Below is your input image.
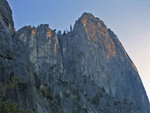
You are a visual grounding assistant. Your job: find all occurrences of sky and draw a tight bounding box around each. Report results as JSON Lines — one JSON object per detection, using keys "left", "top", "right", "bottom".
{"left": 7, "top": 0, "right": 150, "bottom": 100}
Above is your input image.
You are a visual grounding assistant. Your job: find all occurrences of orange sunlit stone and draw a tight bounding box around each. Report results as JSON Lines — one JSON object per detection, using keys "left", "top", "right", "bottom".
{"left": 82, "top": 20, "right": 87, "bottom": 27}
{"left": 49, "top": 38, "right": 51, "bottom": 44}
{"left": 32, "top": 29, "right": 36, "bottom": 34}
{"left": 54, "top": 43, "right": 57, "bottom": 53}
{"left": 104, "top": 36, "right": 116, "bottom": 59}
{"left": 47, "top": 30, "right": 52, "bottom": 38}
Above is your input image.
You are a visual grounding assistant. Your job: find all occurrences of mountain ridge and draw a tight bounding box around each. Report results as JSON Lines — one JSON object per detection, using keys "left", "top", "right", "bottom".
{"left": 0, "top": 0, "right": 149, "bottom": 113}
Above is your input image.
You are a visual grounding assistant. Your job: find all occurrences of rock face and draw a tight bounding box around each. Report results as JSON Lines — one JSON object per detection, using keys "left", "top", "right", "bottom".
{"left": 0, "top": 0, "right": 150, "bottom": 113}
{"left": 0, "top": 0, "right": 14, "bottom": 33}
{"left": 0, "top": 0, "right": 14, "bottom": 84}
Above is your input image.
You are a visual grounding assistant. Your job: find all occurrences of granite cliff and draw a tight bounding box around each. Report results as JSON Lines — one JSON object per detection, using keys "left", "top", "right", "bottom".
{"left": 0, "top": 0, "right": 150, "bottom": 113}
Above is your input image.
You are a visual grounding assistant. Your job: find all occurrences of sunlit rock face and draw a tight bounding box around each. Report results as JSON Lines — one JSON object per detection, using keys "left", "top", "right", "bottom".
{"left": 0, "top": 0, "right": 150, "bottom": 113}
{"left": 59, "top": 12, "right": 150, "bottom": 113}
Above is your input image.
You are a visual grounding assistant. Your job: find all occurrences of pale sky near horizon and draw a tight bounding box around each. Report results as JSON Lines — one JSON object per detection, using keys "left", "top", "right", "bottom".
{"left": 7, "top": 0, "right": 150, "bottom": 100}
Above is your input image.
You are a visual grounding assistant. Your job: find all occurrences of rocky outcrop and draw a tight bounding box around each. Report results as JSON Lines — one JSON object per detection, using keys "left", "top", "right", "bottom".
{"left": 0, "top": 0, "right": 14, "bottom": 85}
{"left": 0, "top": 0, "right": 150, "bottom": 113}
{"left": 0, "top": 0, "right": 14, "bottom": 33}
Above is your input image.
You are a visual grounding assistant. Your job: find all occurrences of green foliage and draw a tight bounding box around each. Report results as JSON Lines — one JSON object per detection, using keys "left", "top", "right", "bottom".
{"left": 0, "top": 77, "right": 34, "bottom": 113}
{"left": 92, "top": 93, "right": 103, "bottom": 106}
{"left": 18, "top": 108, "right": 34, "bottom": 113}
{"left": 68, "top": 110, "right": 74, "bottom": 113}
{"left": 114, "top": 100, "right": 122, "bottom": 105}
{"left": 0, "top": 99, "right": 18, "bottom": 113}
{"left": 0, "top": 76, "right": 17, "bottom": 98}
{"left": 0, "top": 99, "right": 34, "bottom": 113}
{"left": 0, "top": 97, "right": 34, "bottom": 113}
{"left": 40, "top": 87, "right": 53, "bottom": 100}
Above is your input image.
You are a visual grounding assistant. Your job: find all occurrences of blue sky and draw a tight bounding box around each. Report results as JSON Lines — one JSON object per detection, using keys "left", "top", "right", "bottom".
{"left": 7, "top": 0, "right": 150, "bottom": 99}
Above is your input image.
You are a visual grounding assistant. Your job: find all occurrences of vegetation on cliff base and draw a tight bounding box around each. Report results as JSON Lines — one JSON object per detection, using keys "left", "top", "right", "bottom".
{"left": 0, "top": 76, "right": 34, "bottom": 113}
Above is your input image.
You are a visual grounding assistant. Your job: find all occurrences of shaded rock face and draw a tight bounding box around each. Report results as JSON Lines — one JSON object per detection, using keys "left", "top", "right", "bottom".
{"left": 0, "top": 0, "right": 14, "bottom": 85}
{"left": 0, "top": 0, "right": 14, "bottom": 33}
{"left": 0, "top": 0, "right": 150, "bottom": 113}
